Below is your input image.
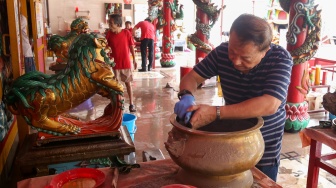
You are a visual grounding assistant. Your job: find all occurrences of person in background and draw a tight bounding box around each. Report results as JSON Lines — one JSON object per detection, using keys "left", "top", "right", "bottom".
{"left": 106, "top": 14, "right": 137, "bottom": 112}
{"left": 174, "top": 14, "right": 293, "bottom": 182}
{"left": 20, "top": 14, "right": 36, "bottom": 73}
{"left": 132, "top": 18, "right": 155, "bottom": 72}
{"left": 125, "top": 21, "right": 133, "bottom": 33}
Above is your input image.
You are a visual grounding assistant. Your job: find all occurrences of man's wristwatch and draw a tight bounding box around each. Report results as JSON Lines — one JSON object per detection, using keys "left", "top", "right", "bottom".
{"left": 178, "top": 89, "right": 193, "bottom": 100}
{"left": 216, "top": 106, "right": 221, "bottom": 120}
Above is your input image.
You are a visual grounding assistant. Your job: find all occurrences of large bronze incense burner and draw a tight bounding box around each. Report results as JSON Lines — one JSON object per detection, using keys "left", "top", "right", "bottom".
{"left": 165, "top": 114, "right": 264, "bottom": 188}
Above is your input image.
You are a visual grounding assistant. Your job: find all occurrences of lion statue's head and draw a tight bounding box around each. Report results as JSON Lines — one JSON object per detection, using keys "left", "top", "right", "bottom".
{"left": 70, "top": 18, "right": 89, "bottom": 34}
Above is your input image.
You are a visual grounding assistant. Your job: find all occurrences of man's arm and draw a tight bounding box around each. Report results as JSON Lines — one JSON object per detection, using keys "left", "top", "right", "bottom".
{"left": 220, "top": 94, "right": 281, "bottom": 118}
{"left": 130, "top": 45, "right": 137, "bottom": 70}
{"left": 132, "top": 26, "right": 138, "bottom": 36}
{"left": 179, "top": 70, "right": 206, "bottom": 94}
{"left": 187, "top": 94, "right": 282, "bottom": 129}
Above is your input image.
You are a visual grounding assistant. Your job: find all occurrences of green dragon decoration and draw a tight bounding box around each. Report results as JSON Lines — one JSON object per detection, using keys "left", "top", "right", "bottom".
{"left": 5, "top": 34, "right": 124, "bottom": 135}
{"left": 290, "top": 6, "right": 321, "bottom": 65}
{"left": 196, "top": 18, "right": 211, "bottom": 40}
{"left": 281, "top": 0, "right": 321, "bottom": 65}
{"left": 47, "top": 18, "right": 89, "bottom": 63}
{"left": 190, "top": 0, "right": 224, "bottom": 54}
{"left": 192, "top": 0, "right": 224, "bottom": 28}
{"left": 148, "top": 0, "right": 166, "bottom": 31}
{"left": 280, "top": 0, "right": 321, "bottom": 96}
{"left": 280, "top": 0, "right": 321, "bottom": 133}
{"left": 167, "top": 0, "right": 184, "bottom": 20}
{"left": 188, "top": 33, "right": 212, "bottom": 54}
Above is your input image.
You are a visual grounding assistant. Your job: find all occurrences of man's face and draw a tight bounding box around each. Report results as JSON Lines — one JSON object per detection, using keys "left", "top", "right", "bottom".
{"left": 228, "top": 32, "right": 268, "bottom": 74}
{"left": 125, "top": 23, "right": 131, "bottom": 29}
{"left": 109, "top": 19, "right": 119, "bottom": 32}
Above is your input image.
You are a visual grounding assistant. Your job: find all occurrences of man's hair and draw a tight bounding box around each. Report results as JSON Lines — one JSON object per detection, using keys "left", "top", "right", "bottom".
{"left": 109, "top": 14, "right": 122, "bottom": 27}
{"left": 145, "top": 18, "right": 151, "bottom": 22}
{"left": 125, "top": 21, "right": 132, "bottom": 25}
{"left": 230, "top": 14, "right": 273, "bottom": 52}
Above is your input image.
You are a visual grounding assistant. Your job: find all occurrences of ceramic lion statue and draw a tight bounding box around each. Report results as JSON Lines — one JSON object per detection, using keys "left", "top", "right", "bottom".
{"left": 5, "top": 33, "right": 124, "bottom": 136}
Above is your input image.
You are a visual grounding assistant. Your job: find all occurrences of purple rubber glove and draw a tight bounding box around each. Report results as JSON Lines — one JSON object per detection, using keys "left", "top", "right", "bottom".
{"left": 174, "top": 94, "right": 195, "bottom": 124}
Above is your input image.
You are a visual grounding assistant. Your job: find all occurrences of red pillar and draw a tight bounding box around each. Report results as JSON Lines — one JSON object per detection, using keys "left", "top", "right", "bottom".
{"left": 160, "top": 0, "right": 176, "bottom": 67}
{"left": 152, "top": 18, "right": 158, "bottom": 69}
{"left": 195, "top": 8, "right": 209, "bottom": 63}
{"left": 286, "top": 0, "right": 308, "bottom": 103}
{"left": 284, "top": 0, "right": 321, "bottom": 132}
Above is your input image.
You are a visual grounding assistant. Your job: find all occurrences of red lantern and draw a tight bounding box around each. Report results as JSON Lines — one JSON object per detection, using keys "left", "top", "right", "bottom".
{"left": 124, "top": 0, "right": 132, "bottom": 4}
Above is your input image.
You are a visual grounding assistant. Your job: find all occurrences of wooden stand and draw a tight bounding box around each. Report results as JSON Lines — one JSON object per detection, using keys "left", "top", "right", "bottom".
{"left": 15, "top": 126, "right": 134, "bottom": 178}
{"left": 300, "top": 127, "right": 336, "bottom": 188}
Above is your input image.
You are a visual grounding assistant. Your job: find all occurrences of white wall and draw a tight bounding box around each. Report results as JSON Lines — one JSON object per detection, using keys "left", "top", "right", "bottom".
{"left": 315, "top": 0, "right": 336, "bottom": 36}
{"left": 179, "top": 0, "right": 196, "bottom": 35}
{"left": 48, "top": 0, "right": 196, "bottom": 36}
{"left": 48, "top": 0, "right": 149, "bottom": 35}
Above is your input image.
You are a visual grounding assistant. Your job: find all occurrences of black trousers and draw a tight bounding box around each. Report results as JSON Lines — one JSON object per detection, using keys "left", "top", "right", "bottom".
{"left": 140, "top": 38, "right": 154, "bottom": 70}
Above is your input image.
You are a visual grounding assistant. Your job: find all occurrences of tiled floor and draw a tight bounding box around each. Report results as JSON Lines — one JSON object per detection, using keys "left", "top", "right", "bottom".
{"left": 6, "top": 50, "right": 336, "bottom": 187}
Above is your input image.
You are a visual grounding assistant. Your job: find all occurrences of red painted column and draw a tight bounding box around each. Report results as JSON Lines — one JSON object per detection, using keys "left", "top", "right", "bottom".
{"left": 286, "top": 0, "right": 308, "bottom": 103}
{"left": 160, "top": 0, "right": 176, "bottom": 67}
{"left": 284, "top": 0, "right": 317, "bottom": 133}
{"left": 152, "top": 18, "right": 158, "bottom": 69}
{"left": 195, "top": 8, "right": 209, "bottom": 63}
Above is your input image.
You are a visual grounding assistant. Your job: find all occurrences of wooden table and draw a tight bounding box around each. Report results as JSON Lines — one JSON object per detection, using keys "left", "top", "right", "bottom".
{"left": 299, "top": 127, "right": 336, "bottom": 188}
{"left": 16, "top": 126, "right": 134, "bottom": 177}
{"left": 17, "top": 159, "right": 281, "bottom": 188}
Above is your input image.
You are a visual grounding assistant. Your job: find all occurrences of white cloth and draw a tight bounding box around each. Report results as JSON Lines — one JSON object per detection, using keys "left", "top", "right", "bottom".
{"left": 20, "top": 14, "right": 34, "bottom": 57}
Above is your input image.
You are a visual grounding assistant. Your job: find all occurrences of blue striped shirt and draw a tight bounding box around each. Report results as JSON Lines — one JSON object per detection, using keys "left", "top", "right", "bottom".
{"left": 194, "top": 42, "right": 293, "bottom": 166}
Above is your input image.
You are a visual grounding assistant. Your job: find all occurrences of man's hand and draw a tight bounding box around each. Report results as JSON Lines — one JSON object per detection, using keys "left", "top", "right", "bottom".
{"left": 174, "top": 94, "right": 195, "bottom": 124}
{"left": 188, "top": 104, "right": 217, "bottom": 130}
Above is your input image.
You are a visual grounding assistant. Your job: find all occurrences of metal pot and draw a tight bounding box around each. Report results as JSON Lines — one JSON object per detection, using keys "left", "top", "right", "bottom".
{"left": 165, "top": 114, "right": 265, "bottom": 188}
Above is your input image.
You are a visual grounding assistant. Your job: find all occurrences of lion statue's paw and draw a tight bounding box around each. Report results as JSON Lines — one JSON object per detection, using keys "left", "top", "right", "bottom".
{"left": 49, "top": 123, "right": 81, "bottom": 135}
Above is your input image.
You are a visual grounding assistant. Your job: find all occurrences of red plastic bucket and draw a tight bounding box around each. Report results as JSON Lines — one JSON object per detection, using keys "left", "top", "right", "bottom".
{"left": 180, "top": 66, "right": 193, "bottom": 80}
